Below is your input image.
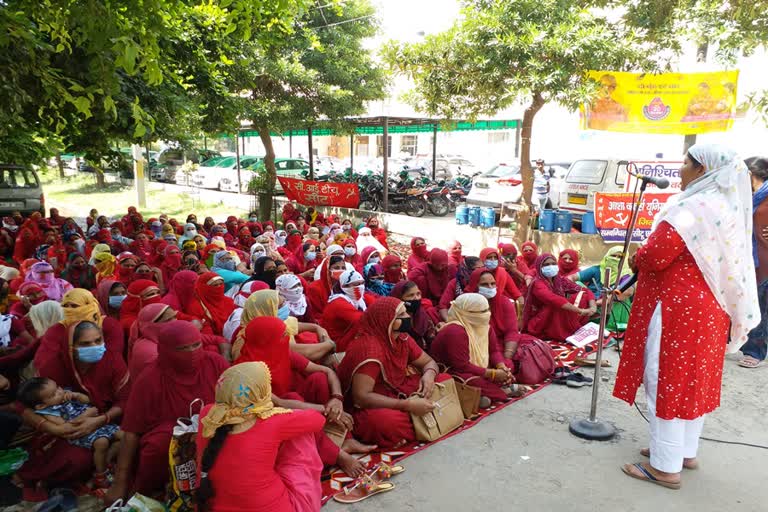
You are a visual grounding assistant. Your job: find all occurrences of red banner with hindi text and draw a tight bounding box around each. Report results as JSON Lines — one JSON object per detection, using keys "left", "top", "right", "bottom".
{"left": 278, "top": 177, "right": 360, "bottom": 208}
{"left": 594, "top": 192, "right": 675, "bottom": 243}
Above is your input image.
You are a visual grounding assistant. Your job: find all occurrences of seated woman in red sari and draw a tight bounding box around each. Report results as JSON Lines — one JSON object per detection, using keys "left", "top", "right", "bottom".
{"left": 307, "top": 255, "right": 346, "bottom": 318}
{"left": 185, "top": 272, "right": 235, "bottom": 336}
{"left": 106, "top": 320, "right": 228, "bottom": 502}
{"left": 115, "top": 252, "right": 140, "bottom": 286}
{"left": 438, "top": 256, "right": 483, "bottom": 321}
{"left": 463, "top": 268, "right": 522, "bottom": 350}
{"left": 479, "top": 248, "right": 523, "bottom": 301}
{"left": 557, "top": 249, "right": 580, "bottom": 278}
{"left": 522, "top": 254, "right": 596, "bottom": 342}
{"left": 21, "top": 320, "right": 129, "bottom": 489}
{"left": 119, "top": 279, "right": 162, "bottom": 334}
{"left": 431, "top": 294, "right": 522, "bottom": 405}
{"left": 366, "top": 217, "right": 389, "bottom": 250}
{"left": 337, "top": 297, "right": 446, "bottom": 449}
{"left": 285, "top": 242, "right": 320, "bottom": 281}
{"left": 499, "top": 243, "right": 532, "bottom": 295}
{"left": 195, "top": 362, "right": 325, "bottom": 512}
{"left": 406, "top": 237, "right": 429, "bottom": 270}
{"left": 8, "top": 282, "right": 47, "bottom": 318}
{"left": 391, "top": 280, "right": 439, "bottom": 351}
{"left": 360, "top": 246, "right": 382, "bottom": 268}
{"left": 407, "top": 249, "right": 452, "bottom": 306}
{"left": 342, "top": 238, "right": 363, "bottom": 274}
{"left": 321, "top": 270, "right": 376, "bottom": 352}
{"left": 447, "top": 240, "right": 463, "bottom": 268}
{"left": 235, "top": 317, "right": 370, "bottom": 477}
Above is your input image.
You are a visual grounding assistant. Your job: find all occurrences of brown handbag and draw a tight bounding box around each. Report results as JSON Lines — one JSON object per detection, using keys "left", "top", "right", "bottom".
{"left": 409, "top": 378, "right": 465, "bottom": 442}
{"left": 454, "top": 376, "right": 482, "bottom": 419}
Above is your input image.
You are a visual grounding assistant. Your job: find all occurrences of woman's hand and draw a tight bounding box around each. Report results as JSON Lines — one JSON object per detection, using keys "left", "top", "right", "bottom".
{"left": 629, "top": 253, "right": 638, "bottom": 273}
{"left": 20, "top": 296, "right": 32, "bottom": 309}
{"left": 0, "top": 374, "right": 9, "bottom": 391}
{"left": 404, "top": 397, "right": 435, "bottom": 416}
{"left": 103, "top": 483, "right": 128, "bottom": 505}
{"left": 65, "top": 415, "right": 103, "bottom": 439}
{"left": 332, "top": 411, "right": 354, "bottom": 431}
{"left": 316, "top": 327, "right": 331, "bottom": 343}
{"left": 324, "top": 398, "right": 344, "bottom": 423}
{"left": 301, "top": 269, "right": 315, "bottom": 280}
{"left": 417, "top": 371, "right": 436, "bottom": 398}
{"left": 578, "top": 308, "right": 592, "bottom": 316}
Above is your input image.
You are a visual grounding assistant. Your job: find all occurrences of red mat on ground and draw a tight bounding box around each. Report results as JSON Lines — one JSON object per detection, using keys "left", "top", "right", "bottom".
{"left": 320, "top": 336, "right": 613, "bottom": 504}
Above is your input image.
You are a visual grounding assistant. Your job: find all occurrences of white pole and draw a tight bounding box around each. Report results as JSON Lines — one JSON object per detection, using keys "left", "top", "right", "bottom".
{"left": 132, "top": 144, "right": 147, "bottom": 208}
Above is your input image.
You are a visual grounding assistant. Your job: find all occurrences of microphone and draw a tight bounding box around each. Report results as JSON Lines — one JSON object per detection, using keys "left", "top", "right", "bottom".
{"left": 628, "top": 167, "right": 670, "bottom": 189}
{"left": 614, "top": 273, "right": 638, "bottom": 295}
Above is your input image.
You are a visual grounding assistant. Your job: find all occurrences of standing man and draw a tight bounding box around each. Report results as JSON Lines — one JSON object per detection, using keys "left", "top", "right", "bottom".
{"left": 614, "top": 144, "right": 759, "bottom": 489}
{"left": 533, "top": 159, "right": 550, "bottom": 211}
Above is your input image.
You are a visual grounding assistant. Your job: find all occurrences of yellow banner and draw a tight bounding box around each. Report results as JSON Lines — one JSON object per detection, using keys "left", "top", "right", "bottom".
{"left": 580, "top": 70, "right": 739, "bottom": 134}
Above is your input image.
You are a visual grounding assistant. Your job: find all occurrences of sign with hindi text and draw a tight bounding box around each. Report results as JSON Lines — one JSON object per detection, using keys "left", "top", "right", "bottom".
{"left": 581, "top": 70, "right": 739, "bottom": 135}
{"left": 278, "top": 177, "right": 360, "bottom": 208}
{"left": 594, "top": 192, "right": 675, "bottom": 243}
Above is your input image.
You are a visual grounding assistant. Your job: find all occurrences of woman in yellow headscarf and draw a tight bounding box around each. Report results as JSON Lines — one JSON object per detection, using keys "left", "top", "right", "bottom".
{"left": 431, "top": 293, "right": 520, "bottom": 404}
{"left": 231, "top": 289, "right": 336, "bottom": 363}
{"left": 196, "top": 361, "right": 325, "bottom": 512}
{"left": 93, "top": 252, "right": 117, "bottom": 284}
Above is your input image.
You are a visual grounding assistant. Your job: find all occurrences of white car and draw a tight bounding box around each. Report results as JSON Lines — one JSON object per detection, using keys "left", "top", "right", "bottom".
{"left": 192, "top": 155, "right": 262, "bottom": 192}
{"left": 466, "top": 163, "right": 523, "bottom": 209}
{"left": 447, "top": 157, "right": 477, "bottom": 177}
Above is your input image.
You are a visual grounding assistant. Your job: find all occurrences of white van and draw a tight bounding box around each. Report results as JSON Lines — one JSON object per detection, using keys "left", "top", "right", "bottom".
{"left": 558, "top": 159, "right": 681, "bottom": 221}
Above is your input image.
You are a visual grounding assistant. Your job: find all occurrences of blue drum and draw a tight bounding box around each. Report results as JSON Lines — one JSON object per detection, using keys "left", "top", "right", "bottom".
{"left": 455, "top": 205, "right": 468, "bottom": 225}
{"left": 581, "top": 211, "right": 597, "bottom": 234}
{"left": 555, "top": 210, "right": 573, "bottom": 233}
{"left": 480, "top": 207, "right": 496, "bottom": 228}
{"left": 538, "top": 209, "right": 556, "bottom": 232}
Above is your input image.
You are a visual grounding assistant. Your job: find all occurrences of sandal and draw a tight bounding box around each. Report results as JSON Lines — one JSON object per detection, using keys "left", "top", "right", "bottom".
{"left": 372, "top": 462, "right": 405, "bottom": 481}
{"left": 737, "top": 356, "right": 763, "bottom": 368}
{"left": 565, "top": 373, "right": 593, "bottom": 388}
{"left": 621, "top": 463, "right": 681, "bottom": 490}
{"left": 332, "top": 474, "right": 396, "bottom": 504}
{"left": 640, "top": 448, "right": 699, "bottom": 470}
{"left": 574, "top": 357, "right": 611, "bottom": 367}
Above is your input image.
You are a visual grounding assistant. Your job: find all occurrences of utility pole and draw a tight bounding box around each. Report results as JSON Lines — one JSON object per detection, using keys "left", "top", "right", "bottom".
{"left": 132, "top": 144, "right": 147, "bottom": 208}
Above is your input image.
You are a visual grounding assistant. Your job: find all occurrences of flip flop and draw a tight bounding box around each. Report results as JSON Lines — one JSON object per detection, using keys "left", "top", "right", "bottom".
{"left": 737, "top": 356, "right": 763, "bottom": 368}
{"left": 640, "top": 448, "right": 699, "bottom": 470}
{"left": 333, "top": 474, "right": 396, "bottom": 504}
{"left": 621, "top": 463, "right": 681, "bottom": 490}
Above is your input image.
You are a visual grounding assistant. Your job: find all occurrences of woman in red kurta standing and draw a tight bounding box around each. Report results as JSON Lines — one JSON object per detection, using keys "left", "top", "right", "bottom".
{"left": 614, "top": 144, "right": 759, "bottom": 489}
{"left": 522, "top": 254, "right": 595, "bottom": 341}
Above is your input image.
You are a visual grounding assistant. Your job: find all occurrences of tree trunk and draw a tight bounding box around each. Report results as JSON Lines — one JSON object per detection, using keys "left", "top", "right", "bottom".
{"left": 258, "top": 127, "right": 277, "bottom": 221}
{"left": 515, "top": 91, "right": 546, "bottom": 241}
{"left": 95, "top": 167, "right": 106, "bottom": 189}
{"left": 55, "top": 153, "right": 65, "bottom": 178}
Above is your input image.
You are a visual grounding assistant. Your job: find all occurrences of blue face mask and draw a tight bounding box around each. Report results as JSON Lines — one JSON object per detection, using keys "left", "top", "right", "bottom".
{"left": 485, "top": 260, "right": 499, "bottom": 271}
{"left": 108, "top": 295, "right": 127, "bottom": 309}
{"left": 305, "top": 251, "right": 317, "bottom": 261}
{"left": 277, "top": 303, "right": 291, "bottom": 321}
{"left": 220, "top": 260, "right": 236, "bottom": 271}
{"left": 369, "top": 257, "right": 380, "bottom": 265}
{"left": 541, "top": 265, "right": 559, "bottom": 278}
{"left": 76, "top": 344, "right": 106, "bottom": 363}
{"left": 370, "top": 278, "right": 384, "bottom": 286}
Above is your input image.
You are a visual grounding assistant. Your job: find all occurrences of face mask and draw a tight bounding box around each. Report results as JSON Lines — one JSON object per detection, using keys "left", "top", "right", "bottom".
{"left": 394, "top": 317, "right": 412, "bottom": 333}
{"left": 344, "top": 247, "right": 356, "bottom": 257}
{"left": 305, "top": 251, "right": 317, "bottom": 261}
{"left": 220, "top": 260, "right": 236, "bottom": 271}
{"left": 251, "top": 250, "right": 266, "bottom": 261}
{"left": 370, "top": 278, "right": 384, "bottom": 286}
{"left": 478, "top": 286, "right": 497, "bottom": 299}
{"left": 249, "top": 217, "right": 258, "bottom": 223}
{"left": 369, "top": 257, "right": 380, "bottom": 265}
{"left": 541, "top": 265, "right": 559, "bottom": 278}
{"left": 108, "top": 295, "right": 127, "bottom": 309}
{"left": 331, "top": 268, "right": 345, "bottom": 281}
{"left": 404, "top": 299, "right": 421, "bottom": 314}
{"left": 73, "top": 238, "right": 86, "bottom": 254}
{"left": 322, "top": 227, "right": 330, "bottom": 235}
{"left": 277, "top": 303, "right": 291, "bottom": 321}
{"left": 484, "top": 260, "right": 499, "bottom": 271}
{"left": 281, "top": 287, "right": 304, "bottom": 303}
{"left": 343, "top": 284, "right": 365, "bottom": 301}
{"left": 76, "top": 344, "right": 106, "bottom": 363}
{"left": 342, "top": 225, "right": 351, "bottom": 231}
{"left": 3, "top": 223, "right": 18, "bottom": 232}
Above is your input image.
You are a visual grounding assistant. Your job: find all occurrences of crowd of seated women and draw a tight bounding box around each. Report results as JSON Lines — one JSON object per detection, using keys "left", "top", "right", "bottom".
{"left": 0, "top": 203, "right": 632, "bottom": 510}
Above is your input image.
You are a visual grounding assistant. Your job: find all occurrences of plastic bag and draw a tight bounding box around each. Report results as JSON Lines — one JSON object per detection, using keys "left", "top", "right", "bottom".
{"left": 0, "top": 448, "right": 28, "bottom": 476}
{"left": 106, "top": 493, "right": 167, "bottom": 512}
{"left": 166, "top": 399, "right": 203, "bottom": 512}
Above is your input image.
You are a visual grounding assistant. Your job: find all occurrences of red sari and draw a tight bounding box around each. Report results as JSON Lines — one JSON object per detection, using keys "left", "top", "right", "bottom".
{"left": 522, "top": 254, "right": 594, "bottom": 342}
{"left": 557, "top": 249, "right": 580, "bottom": 277}
{"left": 119, "top": 279, "right": 162, "bottom": 333}
{"left": 464, "top": 268, "right": 520, "bottom": 344}
{"left": 406, "top": 237, "right": 429, "bottom": 270}
{"left": 407, "top": 249, "right": 452, "bottom": 305}
{"left": 613, "top": 222, "right": 730, "bottom": 420}
{"left": 479, "top": 248, "right": 522, "bottom": 300}
{"left": 186, "top": 271, "right": 235, "bottom": 335}
{"left": 306, "top": 258, "right": 335, "bottom": 318}
{"left": 121, "top": 320, "right": 228, "bottom": 496}
{"left": 158, "top": 245, "right": 182, "bottom": 286}
{"left": 22, "top": 320, "right": 131, "bottom": 486}
{"left": 499, "top": 243, "right": 531, "bottom": 295}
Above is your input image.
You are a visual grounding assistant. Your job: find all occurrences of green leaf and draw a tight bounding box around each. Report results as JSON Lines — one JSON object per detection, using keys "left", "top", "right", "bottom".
{"left": 73, "top": 96, "right": 92, "bottom": 117}
{"left": 133, "top": 123, "right": 147, "bottom": 138}
{"left": 123, "top": 44, "right": 138, "bottom": 74}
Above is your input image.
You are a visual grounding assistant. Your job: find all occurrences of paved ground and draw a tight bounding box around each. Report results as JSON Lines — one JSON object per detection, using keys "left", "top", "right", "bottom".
{"left": 325, "top": 348, "right": 768, "bottom": 512}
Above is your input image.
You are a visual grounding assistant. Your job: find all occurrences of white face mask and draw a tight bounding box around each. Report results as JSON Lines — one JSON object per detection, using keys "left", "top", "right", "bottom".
{"left": 343, "top": 284, "right": 365, "bottom": 302}
{"left": 251, "top": 250, "right": 266, "bottom": 263}
{"left": 344, "top": 247, "right": 356, "bottom": 257}
{"left": 281, "top": 287, "right": 304, "bottom": 303}
{"left": 478, "top": 286, "right": 497, "bottom": 299}
{"left": 369, "top": 256, "right": 380, "bottom": 265}
{"left": 541, "top": 265, "right": 559, "bottom": 278}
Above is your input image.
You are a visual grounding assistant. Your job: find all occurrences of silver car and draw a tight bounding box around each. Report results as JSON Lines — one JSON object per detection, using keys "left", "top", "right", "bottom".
{"left": 0, "top": 165, "right": 44, "bottom": 217}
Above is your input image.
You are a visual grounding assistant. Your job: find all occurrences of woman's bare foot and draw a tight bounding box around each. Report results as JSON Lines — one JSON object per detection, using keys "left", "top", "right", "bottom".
{"left": 623, "top": 461, "right": 681, "bottom": 487}
{"left": 342, "top": 438, "right": 377, "bottom": 454}
{"left": 640, "top": 448, "right": 699, "bottom": 470}
{"left": 337, "top": 450, "right": 367, "bottom": 478}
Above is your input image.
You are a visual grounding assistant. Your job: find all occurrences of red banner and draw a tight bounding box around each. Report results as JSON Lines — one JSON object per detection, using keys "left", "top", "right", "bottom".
{"left": 594, "top": 192, "right": 675, "bottom": 243}
{"left": 277, "top": 177, "right": 360, "bottom": 208}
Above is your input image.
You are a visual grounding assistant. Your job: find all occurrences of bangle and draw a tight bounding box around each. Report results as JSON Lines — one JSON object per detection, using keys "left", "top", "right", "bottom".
{"left": 35, "top": 417, "right": 47, "bottom": 431}
{"left": 490, "top": 369, "right": 496, "bottom": 380}
{"left": 423, "top": 367, "right": 437, "bottom": 376}
{"left": 331, "top": 394, "right": 344, "bottom": 401}
{"left": 327, "top": 340, "right": 337, "bottom": 353}
{"left": 103, "top": 412, "right": 111, "bottom": 424}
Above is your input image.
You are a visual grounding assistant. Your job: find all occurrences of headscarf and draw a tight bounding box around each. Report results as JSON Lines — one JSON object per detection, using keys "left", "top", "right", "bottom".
{"left": 360, "top": 246, "right": 381, "bottom": 266}
{"left": 128, "top": 303, "right": 169, "bottom": 356}
{"left": 521, "top": 241, "right": 539, "bottom": 267}
{"left": 463, "top": 268, "right": 511, "bottom": 343}
{"left": 201, "top": 361, "right": 292, "bottom": 438}
{"left": 29, "top": 300, "right": 64, "bottom": 337}
{"left": 178, "top": 223, "right": 198, "bottom": 247}
{"left": 364, "top": 263, "right": 393, "bottom": 296}
{"left": 25, "top": 261, "right": 71, "bottom": 301}
{"left": 231, "top": 289, "right": 298, "bottom": 360}
{"left": 337, "top": 297, "right": 413, "bottom": 394}
{"left": 89, "top": 243, "right": 111, "bottom": 264}
{"left": 120, "top": 279, "right": 162, "bottom": 329}
{"left": 276, "top": 274, "right": 307, "bottom": 317}
{"left": 249, "top": 243, "right": 267, "bottom": 267}
{"left": 522, "top": 253, "right": 584, "bottom": 327}
{"left": 94, "top": 252, "right": 117, "bottom": 282}
{"left": 159, "top": 245, "right": 183, "bottom": 285}
{"left": 445, "top": 293, "right": 491, "bottom": 368}
{"left": 95, "top": 279, "right": 120, "bottom": 314}
{"left": 479, "top": 248, "right": 512, "bottom": 299}
{"left": 251, "top": 256, "right": 277, "bottom": 289}
{"left": 162, "top": 270, "right": 198, "bottom": 313}
{"left": 234, "top": 317, "right": 293, "bottom": 397}
{"left": 233, "top": 280, "right": 269, "bottom": 308}
{"left": 653, "top": 143, "right": 759, "bottom": 350}
{"left": 391, "top": 280, "right": 432, "bottom": 342}
{"left": 355, "top": 227, "right": 386, "bottom": 254}
{"left": 447, "top": 240, "right": 463, "bottom": 267}
{"left": 329, "top": 269, "right": 367, "bottom": 312}
{"left": 381, "top": 254, "right": 404, "bottom": 284}
{"left": 60, "top": 252, "right": 95, "bottom": 289}
{"left": 409, "top": 237, "right": 429, "bottom": 265}
{"left": 597, "top": 246, "right": 631, "bottom": 287}
{"left": 60, "top": 289, "right": 103, "bottom": 328}
{"left": 17, "top": 282, "right": 47, "bottom": 306}
{"left": 413, "top": 249, "right": 451, "bottom": 300}
{"left": 558, "top": 249, "right": 580, "bottom": 277}
{"left": 194, "top": 271, "right": 235, "bottom": 334}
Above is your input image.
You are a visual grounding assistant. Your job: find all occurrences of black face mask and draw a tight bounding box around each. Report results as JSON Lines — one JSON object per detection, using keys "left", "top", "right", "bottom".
{"left": 404, "top": 299, "right": 421, "bottom": 314}
{"left": 394, "top": 317, "right": 412, "bottom": 333}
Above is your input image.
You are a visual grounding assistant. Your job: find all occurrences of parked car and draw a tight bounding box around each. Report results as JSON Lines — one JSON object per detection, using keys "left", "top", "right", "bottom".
{"left": 466, "top": 163, "right": 523, "bottom": 210}
{"left": 248, "top": 158, "right": 310, "bottom": 193}
{"left": 151, "top": 148, "right": 220, "bottom": 184}
{"left": 0, "top": 165, "right": 44, "bottom": 217}
{"left": 192, "top": 155, "right": 262, "bottom": 191}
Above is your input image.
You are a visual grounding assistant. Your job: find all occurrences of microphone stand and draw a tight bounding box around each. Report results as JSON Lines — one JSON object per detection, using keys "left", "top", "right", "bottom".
{"left": 569, "top": 176, "right": 649, "bottom": 441}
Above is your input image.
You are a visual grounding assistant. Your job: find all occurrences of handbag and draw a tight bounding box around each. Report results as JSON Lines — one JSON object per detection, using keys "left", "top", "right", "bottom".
{"left": 453, "top": 376, "right": 481, "bottom": 419}
{"left": 513, "top": 336, "right": 556, "bottom": 385}
{"left": 410, "top": 378, "right": 465, "bottom": 442}
{"left": 323, "top": 422, "right": 347, "bottom": 448}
